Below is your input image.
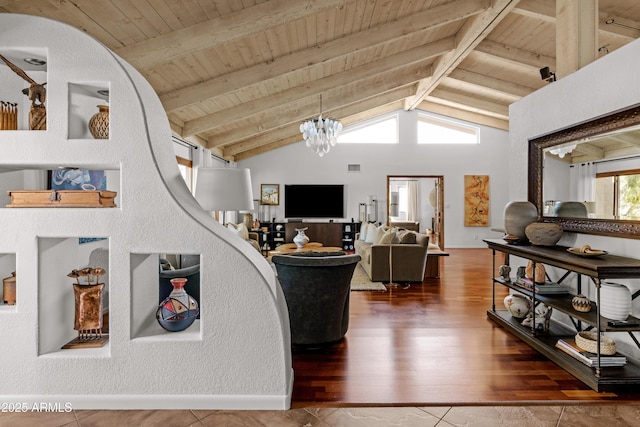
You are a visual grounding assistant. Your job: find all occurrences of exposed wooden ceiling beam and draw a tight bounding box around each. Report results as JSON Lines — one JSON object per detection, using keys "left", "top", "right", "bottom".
{"left": 114, "top": 0, "right": 351, "bottom": 70}
{"left": 181, "top": 37, "right": 453, "bottom": 137}
{"left": 203, "top": 62, "right": 432, "bottom": 147}
{"left": 417, "top": 100, "right": 509, "bottom": 130}
{"left": 427, "top": 90, "right": 510, "bottom": 119}
{"left": 159, "top": 0, "right": 490, "bottom": 113}
{"left": 404, "top": 0, "right": 521, "bottom": 110}
{"left": 447, "top": 68, "right": 533, "bottom": 98}
{"left": 474, "top": 39, "right": 556, "bottom": 70}
{"left": 512, "top": 0, "right": 637, "bottom": 42}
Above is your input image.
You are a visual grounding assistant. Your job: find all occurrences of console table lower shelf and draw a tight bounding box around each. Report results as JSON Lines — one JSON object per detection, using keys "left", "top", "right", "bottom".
{"left": 487, "top": 309, "right": 640, "bottom": 392}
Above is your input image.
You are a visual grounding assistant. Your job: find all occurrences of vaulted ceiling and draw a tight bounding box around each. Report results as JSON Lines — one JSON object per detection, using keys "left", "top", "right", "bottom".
{"left": 2, "top": 0, "right": 639, "bottom": 160}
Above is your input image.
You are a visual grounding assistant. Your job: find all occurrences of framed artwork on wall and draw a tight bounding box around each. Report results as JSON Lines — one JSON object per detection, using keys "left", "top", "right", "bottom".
{"left": 260, "top": 184, "right": 279, "bottom": 205}
{"left": 464, "top": 175, "right": 489, "bottom": 226}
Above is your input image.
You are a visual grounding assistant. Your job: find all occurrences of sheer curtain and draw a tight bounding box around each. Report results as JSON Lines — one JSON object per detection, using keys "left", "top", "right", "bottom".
{"left": 569, "top": 162, "right": 596, "bottom": 202}
{"left": 407, "top": 180, "right": 419, "bottom": 222}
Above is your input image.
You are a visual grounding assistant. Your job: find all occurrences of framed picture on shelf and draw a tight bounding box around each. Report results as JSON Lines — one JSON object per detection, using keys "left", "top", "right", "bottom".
{"left": 260, "top": 184, "right": 279, "bottom": 205}
{"left": 49, "top": 169, "right": 106, "bottom": 190}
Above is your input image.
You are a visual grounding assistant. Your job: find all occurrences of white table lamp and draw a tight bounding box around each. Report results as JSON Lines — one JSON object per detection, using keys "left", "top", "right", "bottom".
{"left": 194, "top": 168, "right": 254, "bottom": 222}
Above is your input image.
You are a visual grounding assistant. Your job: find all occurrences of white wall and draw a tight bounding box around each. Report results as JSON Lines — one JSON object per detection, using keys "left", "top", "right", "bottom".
{"left": 239, "top": 109, "right": 510, "bottom": 248}
{"left": 510, "top": 37, "right": 640, "bottom": 361}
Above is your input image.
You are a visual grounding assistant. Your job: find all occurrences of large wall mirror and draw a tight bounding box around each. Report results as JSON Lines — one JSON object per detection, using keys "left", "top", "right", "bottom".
{"left": 386, "top": 175, "right": 444, "bottom": 249}
{"left": 528, "top": 104, "right": 640, "bottom": 239}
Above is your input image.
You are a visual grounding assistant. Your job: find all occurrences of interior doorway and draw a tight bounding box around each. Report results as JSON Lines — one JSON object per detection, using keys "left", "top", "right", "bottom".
{"left": 386, "top": 175, "right": 444, "bottom": 250}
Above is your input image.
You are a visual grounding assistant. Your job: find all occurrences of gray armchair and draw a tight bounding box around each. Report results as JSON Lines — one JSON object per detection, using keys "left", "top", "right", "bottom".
{"left": 272, "top": 251, "right": 361, "bottom": 347}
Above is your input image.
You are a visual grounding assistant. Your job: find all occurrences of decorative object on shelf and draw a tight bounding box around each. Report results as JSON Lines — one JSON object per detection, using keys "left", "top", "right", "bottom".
{"left": 525, "top": 260, "right": 546, "bottom": 284}
{"left": 6, "top": 189, "right": 116, "bottom": 208}
{"left": 51, "top": 169, "right": 106, "bottom": 191}
{"left": 259, "top": 183, "right": 279, "bottom": 205}
{"left": 572, "top": 294, "right": 592, "bottom": 312}
{"left": 503, "top": 201, "right": 537, "bottom": 244}
{"left": 0, "top": 101, "right": 18, "bottom": 130}
{"left": 62, "top": 267, "right": 108, "bottom": 349}
{"left": 293, "top": 227, "right": 310, "bottom": 248}
{"left": 88, "top": 104, "right": 109, "bottom": 139}
{"left": 276, "top": 224, "right": 283, "bottom": 231}
{"left": 567, "top": 245, "right": 607, "bottom": 257}
{"left": 516, "top": 265, "right": 526, "bottom": 280}
{"left": 2, "top": 271, "right": 16, "bottom": 305}
{"left": 600, "top": 282, "right": 631, "bottom": 321}
{"left": 554, "top": 201, "right": 588, "bottom": 217}
{"left": 300, "top": 94, "right": 342, "bottom": 157}
{"left": 575, "top": 331, "right": 617, "bottom": 355}
{"left": 499, "top": 264, "right": 511, "bottom": 282}
{"left": 156, "top": 277, "right": 199, "bottom": 332}
{"left": 463, "top": 175, "right": 489, "bottom": 226}
{"left": 503, "top": 293, "right": 531, "bottom": 319}
{"left": 524, "top": 222, "right": 563, "bottom": 246}
{"left": 521, "top": 304, "right": 552, "bottom": 332}
{"left": 0, "top": 53, "right": 46, "bottom": 130}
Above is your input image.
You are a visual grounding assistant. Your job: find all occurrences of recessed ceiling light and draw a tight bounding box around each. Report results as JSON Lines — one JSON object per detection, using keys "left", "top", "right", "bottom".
{"left": 97, "top": 89, "right": 109, "bottom": 97}
{"left": 23, "top": 58, "right": 46, "bottom": 66}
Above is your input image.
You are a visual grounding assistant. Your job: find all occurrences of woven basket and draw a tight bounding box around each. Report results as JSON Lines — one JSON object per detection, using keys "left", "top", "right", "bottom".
{"left": 575, "top": 331, "right": 617, "bottom": 355}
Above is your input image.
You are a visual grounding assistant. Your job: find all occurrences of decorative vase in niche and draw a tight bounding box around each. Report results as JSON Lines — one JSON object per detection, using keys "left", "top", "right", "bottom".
{"left": 88, "top": 105, "right": 109, "bottom": 139}
{"left": 2, "top": 271, "right": 16, "bottom": 305}
{"left": 293, "top": 227, "right": 310, "bottom": 248}
{"left": 525, "top": 222, "right": 563, "bottom": 246}
{"left": 503, "top": 201, "right": 537, "bottom": 244}
{"left": 156, "top": 277, "right": 199, "bottom": 332}
{"left": 600, "top": 282, "right": 631, "bottom": 321}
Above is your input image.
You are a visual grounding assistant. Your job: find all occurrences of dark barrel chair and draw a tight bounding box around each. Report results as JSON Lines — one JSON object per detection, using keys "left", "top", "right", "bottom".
{"left": 272, "top": 251, "right": 361, "bottom": 347}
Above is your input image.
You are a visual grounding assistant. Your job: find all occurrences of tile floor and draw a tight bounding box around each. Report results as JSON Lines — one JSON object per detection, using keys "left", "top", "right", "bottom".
{"left": 1, "top": 405, "right": 640, "bottom": 426}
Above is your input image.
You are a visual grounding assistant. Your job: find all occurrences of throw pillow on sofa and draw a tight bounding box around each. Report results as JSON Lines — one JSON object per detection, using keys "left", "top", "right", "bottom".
{"left": 397, "top": 230, "right": 417, "bottom": 244}
{"left": 365, "top": 224, "right": 379, "bottom": 243}
{"left": 377, "top": 228, "right": 399, "bottom": 244}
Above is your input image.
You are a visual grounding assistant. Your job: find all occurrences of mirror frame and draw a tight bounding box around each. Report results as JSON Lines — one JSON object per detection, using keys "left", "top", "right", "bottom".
{"left": 528, "top": 103, "right": 640, "bottom": 239}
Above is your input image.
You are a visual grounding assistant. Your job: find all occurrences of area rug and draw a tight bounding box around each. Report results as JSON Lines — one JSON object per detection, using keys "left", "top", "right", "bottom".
{"left": 350, "top": 264, "right": 387, "bottom": 291}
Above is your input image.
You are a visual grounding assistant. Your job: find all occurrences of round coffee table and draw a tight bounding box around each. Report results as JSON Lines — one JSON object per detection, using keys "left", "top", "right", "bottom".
{"left": 268, "top": 243, "right": 343, "bottom": 258}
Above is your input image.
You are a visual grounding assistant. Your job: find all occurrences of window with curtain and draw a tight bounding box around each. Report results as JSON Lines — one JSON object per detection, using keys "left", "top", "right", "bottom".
{"left": 596, "top": 168, "right": 640, "bottom": 219}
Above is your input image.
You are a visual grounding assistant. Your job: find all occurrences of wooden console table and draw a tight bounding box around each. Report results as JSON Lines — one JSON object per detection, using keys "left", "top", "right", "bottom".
{"left": 484, "top": 238, "right": 640, "bottom": 392}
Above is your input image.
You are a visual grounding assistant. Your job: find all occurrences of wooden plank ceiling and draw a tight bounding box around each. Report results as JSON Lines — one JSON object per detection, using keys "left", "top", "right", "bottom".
{"left": 2, "top": 0, "right": 639, "bottom": 160}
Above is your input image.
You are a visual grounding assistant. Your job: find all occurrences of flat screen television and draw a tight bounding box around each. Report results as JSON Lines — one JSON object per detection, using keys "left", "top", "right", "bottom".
{"left": 284, "top": 184, "right": 344, "bottom": 219}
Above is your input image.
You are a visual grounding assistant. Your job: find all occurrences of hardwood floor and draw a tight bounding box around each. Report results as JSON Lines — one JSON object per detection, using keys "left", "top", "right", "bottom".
{"left": 291, "top": 248, "right": 640, "bottom": 407}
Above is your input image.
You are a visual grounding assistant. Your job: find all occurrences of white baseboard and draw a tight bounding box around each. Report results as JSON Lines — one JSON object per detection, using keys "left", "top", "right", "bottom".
{"left": 1, "top": 370, "right": 294, "bottom": 411}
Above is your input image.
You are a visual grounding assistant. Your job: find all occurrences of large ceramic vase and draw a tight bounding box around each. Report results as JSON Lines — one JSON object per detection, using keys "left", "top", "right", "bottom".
{"left": 2, "top": 271, "right": 16, "bottom": 305}
{"left": 600, "top": 282, "right": 631, "bottom": 321}
{"left": 503, "top": 201, "right": 537, "bottom": 244}
{"left": 293, "top": 227, "right": 310, "bottom": 248}
{"left": 524, "top": 222, "right": 563, "bottom": 246}
{"left": 88, "top": 105, "right": 109, "bottom": 139}
{"left": 156, "top": 277, "right": 199, "bottom": 332}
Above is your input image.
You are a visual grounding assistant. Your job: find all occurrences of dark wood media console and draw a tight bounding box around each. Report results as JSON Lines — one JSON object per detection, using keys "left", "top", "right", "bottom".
{"left": 285, "top": 222, "right": 343, "bottom": 248}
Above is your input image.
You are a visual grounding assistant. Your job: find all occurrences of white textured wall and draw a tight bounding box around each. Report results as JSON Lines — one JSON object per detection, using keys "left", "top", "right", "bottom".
{"left": 509, "top": 37, "right": 640, "bottom": 361}
{"left": 239, "top": 109, "right": 510, "bottom": 248}
{"left": 0, "top": 15, "right": 291, "bottom": 409}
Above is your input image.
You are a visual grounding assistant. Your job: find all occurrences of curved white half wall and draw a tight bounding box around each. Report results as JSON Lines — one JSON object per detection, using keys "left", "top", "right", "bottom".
{"left": 0, "top": 14, "right": 292, "bottom": 410}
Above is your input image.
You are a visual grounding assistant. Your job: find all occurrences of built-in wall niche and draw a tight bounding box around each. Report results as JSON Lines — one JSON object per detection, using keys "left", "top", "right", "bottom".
{"left": 68, "top": 82, "right": 110, "bottom": 140}
{"left": 38, "top": 237, "right": 110, "bottom": 357}
{"left": 0, "top": 253, "right": 17, "bottom": 311}
{"left": 0, "top": 167, "right": 121, "bottom": 208}
{"left": 0, "top": 48, "right": 47, "bottom": 131}
{"left": 131, "top": 253, "right": 201, "bottom": 341}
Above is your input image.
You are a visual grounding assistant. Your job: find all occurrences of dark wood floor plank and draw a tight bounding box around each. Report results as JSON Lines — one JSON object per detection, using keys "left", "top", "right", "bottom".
{"left": 291, "top": 248, "right": 640, "bottom": 406}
